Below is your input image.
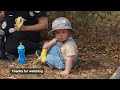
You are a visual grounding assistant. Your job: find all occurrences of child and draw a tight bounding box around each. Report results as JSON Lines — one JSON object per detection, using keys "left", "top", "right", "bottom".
{"left": 36, "top": 17, "right": 78, "bottom": 75}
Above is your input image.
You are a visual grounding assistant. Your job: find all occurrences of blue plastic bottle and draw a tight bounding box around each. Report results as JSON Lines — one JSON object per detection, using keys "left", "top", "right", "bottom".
{"left": 17, "top": 42, "right": 27, "bottom": 64}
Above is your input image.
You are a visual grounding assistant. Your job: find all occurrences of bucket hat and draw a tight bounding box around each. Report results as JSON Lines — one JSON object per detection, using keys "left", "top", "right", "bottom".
{"left": 48, "top": 17, "right": 78, "bottom": 36}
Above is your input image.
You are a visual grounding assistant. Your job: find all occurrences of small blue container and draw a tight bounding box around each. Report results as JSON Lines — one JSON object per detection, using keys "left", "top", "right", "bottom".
{"left": 17, "top": 42, "right": 26, "bottom": 64}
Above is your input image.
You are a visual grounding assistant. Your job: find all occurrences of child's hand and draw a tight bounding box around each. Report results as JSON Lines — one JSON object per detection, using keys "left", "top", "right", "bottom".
{"left": 43, "top": 42, "right": 49, "bottom": 49}
{"left": 60, "top": 70, "right": 70, "bottom": 75}
{"left": 42, "top": 38, "right": 58, "bottom": 49}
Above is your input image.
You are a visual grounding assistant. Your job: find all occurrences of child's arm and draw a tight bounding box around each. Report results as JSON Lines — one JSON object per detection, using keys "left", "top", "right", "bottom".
{"left": 43, "top": 38, "right": 58, "bottom": 49}
{"left": 36, "top": 38, "right": 58, "bottom": 64}
{"left": 60, "top": 56, "right": 75, "bottom": 75}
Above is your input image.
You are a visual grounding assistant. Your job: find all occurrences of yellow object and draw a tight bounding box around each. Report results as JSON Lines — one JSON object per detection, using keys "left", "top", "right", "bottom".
{"left": 14, "top": 16, "right": 25, "bottom": 31}
{"left": 36, "top": 48, "right": 47, "bottom": 64}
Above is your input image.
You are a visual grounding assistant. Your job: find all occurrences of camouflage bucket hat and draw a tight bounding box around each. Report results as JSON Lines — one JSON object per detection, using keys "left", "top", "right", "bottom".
{"left": 48, "top": 17, "right": 78, "bottom": 37}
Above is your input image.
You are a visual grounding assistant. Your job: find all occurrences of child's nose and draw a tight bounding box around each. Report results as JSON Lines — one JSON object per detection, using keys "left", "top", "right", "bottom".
{"left": 59, "top": 33, "right": 62, "bottom": 36}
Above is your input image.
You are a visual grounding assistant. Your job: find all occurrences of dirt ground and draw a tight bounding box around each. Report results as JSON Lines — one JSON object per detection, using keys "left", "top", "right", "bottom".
{"left": 0, "top": 46, "right": 119, "bottom": 79}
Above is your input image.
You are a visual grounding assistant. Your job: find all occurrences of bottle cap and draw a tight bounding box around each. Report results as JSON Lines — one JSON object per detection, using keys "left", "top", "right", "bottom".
{"left": 17, "top": 42, "right": 25, "bottom": 50}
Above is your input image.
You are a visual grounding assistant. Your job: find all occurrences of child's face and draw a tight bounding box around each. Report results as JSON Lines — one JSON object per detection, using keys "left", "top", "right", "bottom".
{"left": 55, "top": 29, "right": 71, "bottom": 42}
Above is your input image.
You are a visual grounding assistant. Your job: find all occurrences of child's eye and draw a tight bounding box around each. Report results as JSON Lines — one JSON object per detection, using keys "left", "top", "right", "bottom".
{"left": 55, "top": 31, "right": 59, "bottom": 34}
{"left": 62, "top": 31, "right": 66, "bottom": 34}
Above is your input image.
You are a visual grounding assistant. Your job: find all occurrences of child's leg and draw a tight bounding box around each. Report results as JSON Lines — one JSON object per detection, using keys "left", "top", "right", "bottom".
{"left": 46, "top": 44, "right": 65, "bottom": 69}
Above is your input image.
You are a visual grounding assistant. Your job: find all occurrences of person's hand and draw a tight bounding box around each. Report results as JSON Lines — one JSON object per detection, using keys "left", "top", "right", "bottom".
{"left": 18, "top": 25, "right": 26, "bottom": 31}
{"left": 43, "top": 42, "right": 49, "bottom": 49}
{"left": 14, "top": 17, "right": 25, "bottom": 31}
{"left": 14, "top": 26, "right": 20, "bottom": 31}
{"left": 60, "top": 70, "right": 70, "bottom": 75}
{"left": 14, "top": 25, "right": 26, "bottom": 31}
{"left": 43, "top": 38, "right": 58, "bottom": 49}
{"left": 0, "top": 11, "right": 4, "bottom": 22}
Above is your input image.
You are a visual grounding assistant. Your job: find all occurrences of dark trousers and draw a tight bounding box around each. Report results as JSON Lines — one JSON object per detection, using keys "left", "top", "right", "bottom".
{"left": 5, "top": 31, "right": 42, "bottom": 56}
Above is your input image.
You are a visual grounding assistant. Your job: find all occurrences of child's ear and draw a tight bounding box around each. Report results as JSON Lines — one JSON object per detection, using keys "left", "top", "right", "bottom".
{"left": 68, "top": 30, "right": 72, "bottom": 36}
